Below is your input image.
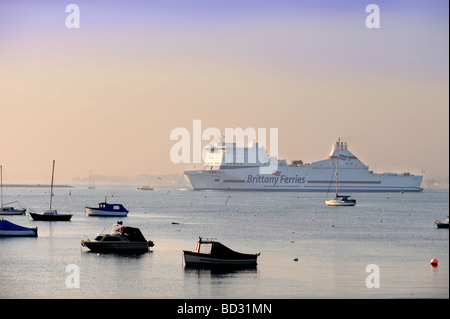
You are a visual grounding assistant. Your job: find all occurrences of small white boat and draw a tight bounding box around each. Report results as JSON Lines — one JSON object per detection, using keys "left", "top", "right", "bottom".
{"left": 1, "top": 206, "right": 26, "bottom": 215}
{"left": 81, "top": 221, "right": 154, "bottom": 253}
{"left": 183, "top": 237, "right": 260, "bottom": 266}
{"left": 0, "top": 218, "right": 38, "bottom": 237}
{"left": 325, "top": 195, "right": 356, "bottom": 206}
{"left": 136, "top": 185, "right": 153, "bottom": 190}
{"left": 86, "top": 197, "right": 129, "bottom": 217}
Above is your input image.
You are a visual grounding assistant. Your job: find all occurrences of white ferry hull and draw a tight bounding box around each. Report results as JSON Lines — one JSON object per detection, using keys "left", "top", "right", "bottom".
{"left": 184, "top": 167, "right": 422, "bottom": 192}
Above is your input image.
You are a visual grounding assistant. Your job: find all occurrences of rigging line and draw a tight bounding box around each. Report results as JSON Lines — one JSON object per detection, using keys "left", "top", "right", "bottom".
{"left": 326, "top": 162, "right": 336, "bottom": 197}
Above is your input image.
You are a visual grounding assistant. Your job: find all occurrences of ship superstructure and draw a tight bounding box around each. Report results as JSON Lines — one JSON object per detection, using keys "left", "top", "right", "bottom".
{"left": 183, "top": 138, "right": 423, "bottom": 192}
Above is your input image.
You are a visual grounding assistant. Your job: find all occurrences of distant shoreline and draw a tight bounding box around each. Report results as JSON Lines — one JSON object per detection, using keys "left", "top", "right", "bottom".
{"left": 2, "top": 184, "right": 74, "bottom": 188}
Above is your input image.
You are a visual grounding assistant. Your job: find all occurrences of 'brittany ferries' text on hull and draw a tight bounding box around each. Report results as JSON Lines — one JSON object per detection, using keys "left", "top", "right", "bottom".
{"left": 183, "top": 138, "right": 423, "bottom": 192}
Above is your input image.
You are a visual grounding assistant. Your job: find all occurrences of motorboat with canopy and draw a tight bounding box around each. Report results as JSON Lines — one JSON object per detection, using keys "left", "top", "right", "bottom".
{"left": 183, "top": 237, "right": 260, "bottom": 266}
{"left": 81, "top": 221, "right": 154, "bottom": 253}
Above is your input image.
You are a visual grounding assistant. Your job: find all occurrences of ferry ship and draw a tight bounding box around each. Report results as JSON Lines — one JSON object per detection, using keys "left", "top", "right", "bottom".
{"left": 183, "top": 138, "right": 423, "bottom": 192}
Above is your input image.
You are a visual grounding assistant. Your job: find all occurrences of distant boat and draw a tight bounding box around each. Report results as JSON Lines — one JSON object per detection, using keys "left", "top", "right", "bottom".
{"left": 435, "top": 218, "right": 449, "bottom": 229}
{"left": 88, "top": 169, "right": 95, "bottom": 189}
{"left": 136, "top": 184, "right": 153, "bottom": 190}
{"left": 325, "top": 195, "right": 356, "bottom": 206}
{"left": 86, "top": 197, "right": 129, "bottom": 217}
{"left": 0, "top": 218, "right": 38, "bottom": 237}
{"left": 183, "top": 237, "right": 260, "bottom": 266}
{"left": 325, "top": 143, "right": 356, "bottom": 206}
{"left": 81, "top": 221, "right": 154, "bottom": 253}
{"left": 0, "top": 166, "right": 26, "bottom": 215}
{"left": 29, "top": 160, "right": 72, "bottom": 221}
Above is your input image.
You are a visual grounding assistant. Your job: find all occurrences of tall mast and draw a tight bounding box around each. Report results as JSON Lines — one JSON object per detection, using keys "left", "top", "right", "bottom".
{"left": 49, "top": 160, "right": 55, "bottom": 210}
{"left": 335, "top": 157, "right": 339, "bottom": 196}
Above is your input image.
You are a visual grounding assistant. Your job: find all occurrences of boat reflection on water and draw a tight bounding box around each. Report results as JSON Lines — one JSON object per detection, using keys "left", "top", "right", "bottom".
{"left": 184, "top": 264, "right": 257, "bottom": 276}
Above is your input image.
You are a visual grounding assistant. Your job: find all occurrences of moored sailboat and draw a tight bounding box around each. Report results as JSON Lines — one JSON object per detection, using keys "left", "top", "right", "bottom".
{"left": 325, "top": 139, "right": 356, "bottom": 206}
{"left": 88, "top": 169, "right": 95, "bottom": 189}
{"left": 29, "top": 160, "right": 72, "bottom": 221}
{"left": 0, "top": 166, "right": 26, "bottom": 215}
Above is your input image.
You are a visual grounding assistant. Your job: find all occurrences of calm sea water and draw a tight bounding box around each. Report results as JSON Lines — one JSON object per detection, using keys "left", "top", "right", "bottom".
{"left": 0, "top": 185, "right": 448, "bottom": 299}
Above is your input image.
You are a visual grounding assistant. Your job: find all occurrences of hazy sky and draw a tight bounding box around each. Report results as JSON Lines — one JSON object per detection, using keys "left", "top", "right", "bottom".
{"left": 0, "top": 0, "right": 448, "bottom": 183}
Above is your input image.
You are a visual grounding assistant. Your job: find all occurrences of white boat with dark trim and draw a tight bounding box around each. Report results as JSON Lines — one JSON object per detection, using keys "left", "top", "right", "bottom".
{"left": 86, "top": 197, "right": 129, "bottom": 217}
{"left": 183, "top": 237, "right": 260, "bottom": 266}
{"left": 184, "top": 138, "right": 423, "bottom": 192}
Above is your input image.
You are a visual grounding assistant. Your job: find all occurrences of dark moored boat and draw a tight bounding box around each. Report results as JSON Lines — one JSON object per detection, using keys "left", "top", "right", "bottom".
{"left": 81, "top": 221, "right": 154, "bottom": 253}
{"left": 29, "top": 160, "right": 72, "bottom": 221}
{"left": 29, "top": 210, "right": 72, "bottom": 221}
{"left": 183, "top": 237, "right": 260, "bottom": 266}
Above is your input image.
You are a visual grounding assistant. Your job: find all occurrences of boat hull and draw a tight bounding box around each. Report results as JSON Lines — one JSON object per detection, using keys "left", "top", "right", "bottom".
{"left": 184, "top": 167, "right": 423, "bottom": 192}
{"left": 86, "top": 207, "right": 128, "bottom": 217}
{"left": 183, "top": 251, "right": 258, "bottom": 266}
{"left": 0, "top": 219, "right": 38, "bottom": 237}
{"left": 325, "top": 199, "right": 356, "bottom": 206}
{"left": 29, "top": 212, "right": 72, "bottom": 221}
{"left": 0, "top": 228, "right": 38, "bottom": 237}
{"left": 81, "top": 240, "right": 151, "bottom": 253}
{"left": 0, "top": 208, "right": 26, "bottom": 215}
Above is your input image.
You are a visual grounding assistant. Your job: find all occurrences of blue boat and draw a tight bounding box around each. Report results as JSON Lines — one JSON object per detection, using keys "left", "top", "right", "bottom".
{"left": 0, "top": 219, "right": 38, "bottom": 237}
{"left": 86, "top": 197, "right": 129, "bottom": 217}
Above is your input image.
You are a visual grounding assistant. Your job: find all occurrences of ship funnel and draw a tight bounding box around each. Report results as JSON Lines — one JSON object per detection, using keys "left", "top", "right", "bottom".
{"left": 332, "top": 139, "right": 348, "bottom": 152}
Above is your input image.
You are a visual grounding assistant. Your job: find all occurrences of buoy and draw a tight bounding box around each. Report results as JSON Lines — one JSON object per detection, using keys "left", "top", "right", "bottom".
{"left": 430, "top": 258, "right": 438, "bottom": 267}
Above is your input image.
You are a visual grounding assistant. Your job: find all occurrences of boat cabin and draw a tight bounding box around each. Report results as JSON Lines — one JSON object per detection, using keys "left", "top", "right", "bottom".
{"left": 194, "top": 237, "right": 255, "bottom": 259}
{"left": 98, "top": 203, "right": 129, "bottom": 213}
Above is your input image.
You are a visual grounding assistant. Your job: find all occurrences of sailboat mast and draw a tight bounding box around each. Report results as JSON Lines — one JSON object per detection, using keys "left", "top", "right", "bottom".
{"left": 49, "top": 160, "right": 55, "bottom": 210}
{"left": 335, "top": 157, "right": 339, "bottom": 196}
